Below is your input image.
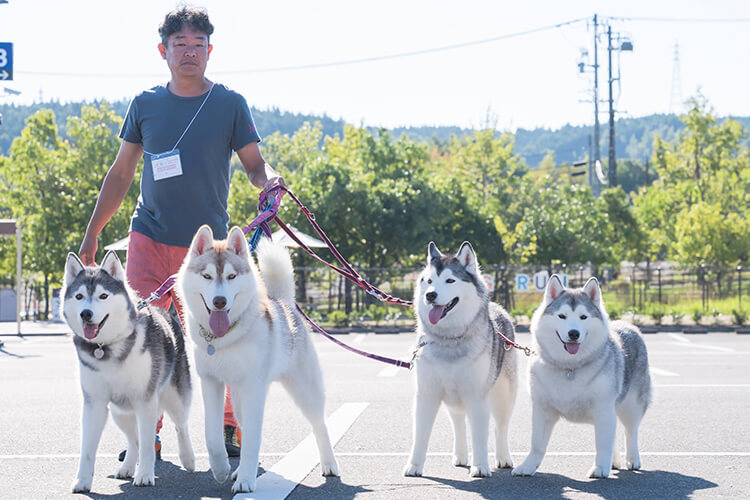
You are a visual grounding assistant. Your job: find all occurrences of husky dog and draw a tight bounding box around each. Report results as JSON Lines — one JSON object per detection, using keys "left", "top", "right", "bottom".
{"left": 62, "top": 251, "right": 195, "bottom": 493}
{"left": 176, "top": 225, "right": 339, "bottom": 493}
{"left": 512, "top": 275, "right": 652, "bottom": 478}
{"left": 403, "top": 242, "right": 517, "bottom": 478}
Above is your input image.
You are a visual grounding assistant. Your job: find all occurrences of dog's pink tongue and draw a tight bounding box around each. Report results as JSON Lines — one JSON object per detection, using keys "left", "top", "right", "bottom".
{"left": 564, "top": 342, "right": 580, "bottom": 355}
{"left": 83, "top": 323, "right": 98, "bottom": 340}
{"left": 428, "top": 304, "right": 447, "bottom": 325}
{"left": 209, "top": 310, "right": 230, "bottom": 338}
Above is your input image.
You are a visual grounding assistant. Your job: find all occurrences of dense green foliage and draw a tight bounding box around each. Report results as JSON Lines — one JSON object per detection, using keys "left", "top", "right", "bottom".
{"left": 4, "top": 100, "right": 749, "bottom": 167}
{"left": 1, "top": 95, "right": 747, "bottom": 316}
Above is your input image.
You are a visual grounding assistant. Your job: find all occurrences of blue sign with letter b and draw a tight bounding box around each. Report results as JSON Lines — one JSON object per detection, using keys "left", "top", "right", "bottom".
{"left": 0, "top": 42, "right": 13, "bottom": 81}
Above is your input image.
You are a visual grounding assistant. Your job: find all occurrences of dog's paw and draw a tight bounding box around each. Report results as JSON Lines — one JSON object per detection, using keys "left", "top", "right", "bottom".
{"left": 116, "top": 462, "right": 136, "bottom": 479}
{"left": 71, "top": 477, "right": 92, "bottom": 493}
{"left": 495, "top": 456, "right": 514, "bottom": 469}
{"left": 511, "top": 461, "right": 537, "bottom": 477}
{"left": 321, "top": 458, "right": 340, "bottom": 477}
{"left": 611, "top": 452, "right": 622, "bottom": 470}
{"left": 231, "top": 475, "right": 256, "bottom": 494}
{"left": 470, "top": 464, "right": 492, "bottom": 477}
{"left": 587, "top": 464, "right": 611, "bottom": 478}
{"left": 625, "top": 457, "right": 641, "bottom": 470}
{"left": 209, "top": 454, "right": 231, "bottom": 483}
{"left": 180, "top": 450, "right": 196, "bottom": 472}
{"left": 133, "top": 470, "right": 156, "bottom": 486}
{"left": 403, "top": 463, "right": 423, "bottom": 477}
{"left": 452, "top": 453, "right": 469, "bottom": 467}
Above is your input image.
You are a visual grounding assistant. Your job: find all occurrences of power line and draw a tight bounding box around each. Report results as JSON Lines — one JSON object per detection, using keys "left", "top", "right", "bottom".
{"left": 18, "top": 17, "right": 588, "bottom": 78}
{"left": 606, "top": 16, "right": 750, "bottom": 23}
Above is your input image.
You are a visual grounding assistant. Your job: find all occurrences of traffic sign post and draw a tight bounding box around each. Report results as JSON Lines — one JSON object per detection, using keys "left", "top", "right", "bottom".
{"left": 0, "top": 42, "right": 13, "bottom": 81}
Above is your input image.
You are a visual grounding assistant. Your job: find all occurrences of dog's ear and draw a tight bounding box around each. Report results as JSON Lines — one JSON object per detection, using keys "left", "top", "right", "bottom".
{"left": 583, "top": 277, "right": 601, "bottom": 303}
{"left": 427, "top": 241, "right": 441, "bottom": 263}
{"left": 190, "top": 225, "right": 214, "bottom": 256}
{"left": 100, "top": 250, "right": 124, "bottom": 280}
{"left": 456, "top": 241, "right": 477, "bottom": 270}
{"left": 227, "top": 226, "right": 248, "bottom": 257}
{"left": 63, "top": 252, "right": 85, "bottom": 286}
{"left": 544, "top": 274, "right": 565, "bottom": 303}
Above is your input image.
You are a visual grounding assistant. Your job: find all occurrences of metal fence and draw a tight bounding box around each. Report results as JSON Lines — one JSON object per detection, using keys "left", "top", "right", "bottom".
{"left": 6, "top": 262, "right": 746, "bottom": 322}
{"left": 292, "top": 262, "right": 749, "bottom": 320}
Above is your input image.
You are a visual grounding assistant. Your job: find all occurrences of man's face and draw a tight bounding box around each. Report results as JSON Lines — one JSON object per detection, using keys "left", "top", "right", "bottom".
{"left": 158, "top": 26, "right": 212, "bottom": 78}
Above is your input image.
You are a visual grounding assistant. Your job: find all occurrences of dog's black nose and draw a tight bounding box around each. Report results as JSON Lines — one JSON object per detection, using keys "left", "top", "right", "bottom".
{"left": 80, "top": 309, "right": 93, "bottom": 322}
{"left": 568, "top": 329, "right": 580, "bottom": 341}
{"left": 425, "top": 291, "right": 437, "bottom": 303}
{"left": 213, "top": 296, "right": 227, "bottom": 309}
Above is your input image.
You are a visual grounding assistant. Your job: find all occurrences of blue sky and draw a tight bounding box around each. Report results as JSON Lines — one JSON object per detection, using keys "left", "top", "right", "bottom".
{"left": 1, "top": 0, "right": 748, "bottom": 131}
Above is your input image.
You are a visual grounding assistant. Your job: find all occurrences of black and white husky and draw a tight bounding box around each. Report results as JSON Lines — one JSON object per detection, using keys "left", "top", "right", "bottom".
{"left": 62, "top": 251, "right": 195, "bottom": 492}
{"left": 404, "top": 242, "right": 518, "bottom": 477}
{"left": 512, "top": 275, "right": 652, "bottom": 478}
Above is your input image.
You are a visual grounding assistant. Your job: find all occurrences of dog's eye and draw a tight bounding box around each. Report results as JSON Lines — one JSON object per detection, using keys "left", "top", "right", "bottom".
{"left": 580, "top": 314, "right": 588, "bottom": 320}
{"left": 427, "top": 279, "right": 432, "bottom": 284}
{"left": 75, "top": 293, "right": 83, "bottom": 300}
{"left": 558, "top": 313, "right": 567, "bottom": 319}
{"left": 99, "top": 293, "right": 108, "bottom": 300}
{"left": 446, "top": 279, "right": 455, "bottom": 284}
{"left": 202, "top": 273, "right": 212, "bottom": 280}
{"left": 227, "top": 273, "right": 237, "bottom": 280}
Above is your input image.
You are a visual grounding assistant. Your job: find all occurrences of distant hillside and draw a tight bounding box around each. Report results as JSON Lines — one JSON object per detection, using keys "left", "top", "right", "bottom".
{"left": 1, "top": 100, "right": 748, "bottom": 166}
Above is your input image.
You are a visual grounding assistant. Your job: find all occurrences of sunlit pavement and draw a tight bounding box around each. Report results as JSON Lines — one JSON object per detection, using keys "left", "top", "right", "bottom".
{"left": 1, "top": 323, "right": 749, "bottom": 499}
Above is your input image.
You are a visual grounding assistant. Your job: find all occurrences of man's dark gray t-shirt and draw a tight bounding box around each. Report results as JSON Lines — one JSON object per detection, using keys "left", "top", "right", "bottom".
{"left": 120, "top": 83, "right": 260, "bottom": 247}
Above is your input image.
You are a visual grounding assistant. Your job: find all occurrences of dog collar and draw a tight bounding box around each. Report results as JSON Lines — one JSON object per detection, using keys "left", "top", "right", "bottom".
{"left": 198, "top": 321, "right": 238, "bottom": 355}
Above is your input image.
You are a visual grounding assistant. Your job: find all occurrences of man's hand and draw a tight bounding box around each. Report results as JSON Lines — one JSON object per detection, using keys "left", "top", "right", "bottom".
{"left": 78, "top": 233, "right": 98, "bottom": 267}
{"left": 262, "top": 175, "right": 286, "bottom": 194}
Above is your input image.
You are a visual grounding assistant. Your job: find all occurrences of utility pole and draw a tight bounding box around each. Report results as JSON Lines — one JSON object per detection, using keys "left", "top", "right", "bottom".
{"left": 669, "top": 43, "right": 683, "bottom": 114}
{"left": 592, "top": 14, "right": 601, "bottom": 197}
{"left": 607, "top": 25, "right": 617, "bottom": 187}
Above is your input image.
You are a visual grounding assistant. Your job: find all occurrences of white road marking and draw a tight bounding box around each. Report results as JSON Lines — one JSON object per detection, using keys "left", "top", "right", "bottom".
{"left": 667, "top": 333, "right": 734, "bottom": 352}
{"left": 352, "top": 333, "right": 368, "bottom": 344}
{"left": 668, "top": 333, "right": 691, "bottom": 343}
{"left": 649, "top": 367, "right": 679, "bottom": 377}
{"left": 377, "top": 365, "right": 401, "bottom": 377}
{"left": 234, "top": 402, "right": 369, "bottom": 500}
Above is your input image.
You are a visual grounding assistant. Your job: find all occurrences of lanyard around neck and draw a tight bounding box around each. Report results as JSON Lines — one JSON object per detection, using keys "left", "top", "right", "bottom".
{"left": 143, "top": 83, "right": 215, "bottom": 156}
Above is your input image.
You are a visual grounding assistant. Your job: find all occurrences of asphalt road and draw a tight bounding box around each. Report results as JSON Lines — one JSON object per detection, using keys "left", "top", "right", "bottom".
{"left": 1, "top": 321, "right": 749, "bottom": 499}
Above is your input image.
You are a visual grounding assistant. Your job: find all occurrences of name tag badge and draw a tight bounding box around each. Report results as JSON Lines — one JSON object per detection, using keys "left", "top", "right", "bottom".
{"left": 151, "top": 149, "right": 183, "bottom": 181}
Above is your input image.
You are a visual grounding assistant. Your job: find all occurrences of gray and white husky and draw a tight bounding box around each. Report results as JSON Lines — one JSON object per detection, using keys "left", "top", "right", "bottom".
{"left": 176, "top": 226, "right": 339, "bottom": 494}
{"left": 62, "top": 251, "right": 195, "bottom": 493}
{"left": 512, "top": 275, "right": 652, "bottom": 478}
{"left": 404, "top": 242, "right": 517, "bottom": 478}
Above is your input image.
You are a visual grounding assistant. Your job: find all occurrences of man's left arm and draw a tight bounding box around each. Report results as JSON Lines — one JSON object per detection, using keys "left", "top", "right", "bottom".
{"left": 236, "top": 141, "right": 284, "bottom": 192}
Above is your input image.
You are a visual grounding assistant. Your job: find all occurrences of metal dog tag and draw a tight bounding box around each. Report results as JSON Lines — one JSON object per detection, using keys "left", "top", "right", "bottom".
{"left": 94, "top": 347, "right": 104, "bottom": 359}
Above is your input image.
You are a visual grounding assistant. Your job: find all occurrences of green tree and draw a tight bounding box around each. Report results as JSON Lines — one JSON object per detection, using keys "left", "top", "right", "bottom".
{"left": 509, "top": 180, "right": 612, "bottom": 269}
{"left": 0, "top": 103, "right": 130, "bottom": 317}
{"left": 633, "top": 95, "right": 750, "bottom": 273}
{"left": 0, "top": 109, "right": 70, "bottom": 316}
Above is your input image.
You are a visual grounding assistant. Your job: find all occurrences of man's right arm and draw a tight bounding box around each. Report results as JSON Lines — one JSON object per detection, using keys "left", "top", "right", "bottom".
{"left": 78, "top": 140, "right": 143, "bottom": 266}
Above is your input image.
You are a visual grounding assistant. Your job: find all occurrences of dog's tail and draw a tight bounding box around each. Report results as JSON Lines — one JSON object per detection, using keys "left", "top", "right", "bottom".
{"left": 256, "top": 238, "right": 295, "bottom": 304}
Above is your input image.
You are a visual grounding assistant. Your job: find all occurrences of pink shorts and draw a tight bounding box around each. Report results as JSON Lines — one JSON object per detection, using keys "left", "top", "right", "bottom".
{"left": 125, "top": 231, "right": 189, "bottom": 317}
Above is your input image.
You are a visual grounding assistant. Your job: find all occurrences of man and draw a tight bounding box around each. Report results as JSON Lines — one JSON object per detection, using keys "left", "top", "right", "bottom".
{"left": 79, "top": 6, "right": 280, "bottom": 458}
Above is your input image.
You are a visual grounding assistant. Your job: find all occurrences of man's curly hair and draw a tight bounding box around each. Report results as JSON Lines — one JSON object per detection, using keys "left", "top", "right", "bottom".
{"left": 159, "top": 5, "right": 214, "bottom": 45}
